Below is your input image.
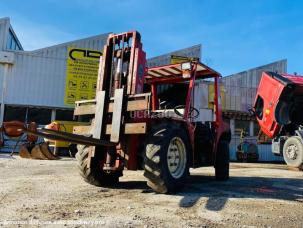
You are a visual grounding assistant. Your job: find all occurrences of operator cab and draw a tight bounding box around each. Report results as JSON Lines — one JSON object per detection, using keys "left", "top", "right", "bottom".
{"left": 145, "top": 61, "right": 221, "bottom": 122}
{"left": 156, "top": 83, "right": 189, "bottom": 119}
{"left": 145, "top": 61, "right": 224, "bottom": 166}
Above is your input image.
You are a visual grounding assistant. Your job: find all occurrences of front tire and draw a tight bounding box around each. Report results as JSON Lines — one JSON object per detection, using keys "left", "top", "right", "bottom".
{"left": 283, "top": 136, "right": 303, "bottom": 168}
{"left": 143, "top": 123, "right": 190, "bottom": 194}
{"left": 76, "top": 145, "right": 121, "bottom": 187}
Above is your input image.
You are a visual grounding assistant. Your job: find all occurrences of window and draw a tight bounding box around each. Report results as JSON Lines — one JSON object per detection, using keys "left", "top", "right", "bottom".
{"left": 4, "top": 106, "right": 52, "bottom": 125}
{"left": 11, "top": 39, "right": 16, "bottom": 50}
{"left": 4, "top": 106, "right": 27, "bottom": 122}
{"left": 255, "top": 95, "right": 264, "bottom": 120}
{"left": 27, "top": 108, "right": 52, "bottom": 125}
{"left": 6, "top": 29, "right": 22, "bottom": 51}
{"left": 55, "top": 110, "right": 74, "bottom": 121}
{"left": 6, "top": 32, "right": 12, "bottom": 50}
{"left": 234, "top": 120, "right": 250, "bottom": 136}
{"left": 157, "top": 83, "right": 187, "bottom": 109}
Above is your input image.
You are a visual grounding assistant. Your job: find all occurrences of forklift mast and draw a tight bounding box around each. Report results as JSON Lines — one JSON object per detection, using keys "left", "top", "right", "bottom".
{"left": 93, "top": 31, "right": 146, "bottom": 144}
{"left": 97, "top": 31, "right": 146, "bottom": 95}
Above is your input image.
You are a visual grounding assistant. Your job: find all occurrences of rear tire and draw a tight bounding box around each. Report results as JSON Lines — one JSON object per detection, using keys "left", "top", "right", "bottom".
{"left": 143, "top": 123, "right": 190, "bottom": 194}
{"left": 283, "top": 136, "right": 303, "bottom": 168}
{"left": 215, "top": 140, "right": 230, "bottom": 181}
{"left": 76, "top": 145, "right": 121, "bottom": 187}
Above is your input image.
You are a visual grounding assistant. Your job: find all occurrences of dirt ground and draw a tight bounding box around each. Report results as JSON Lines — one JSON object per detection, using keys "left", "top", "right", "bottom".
{"left": 0, "top": 154, "right": 303, "bottom": 227}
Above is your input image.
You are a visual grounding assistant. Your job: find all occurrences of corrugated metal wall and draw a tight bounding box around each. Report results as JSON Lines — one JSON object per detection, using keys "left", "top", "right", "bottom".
{"left": 222, "top": 60, "right": 287, "bottom": 112}
{"left": 194, "top": 82, "right": 209, "bottom": 109}
{"left": 1, "top": 35, "right": 200, "bottom": 109}
{"left": 0, "top": 65, "right": 4, "bottom": 100}
{"left": 193, "top": 81, "right": 214, "bottom": 122}
{"left": 3, "top": 33, "right": 109, "bottom": 108}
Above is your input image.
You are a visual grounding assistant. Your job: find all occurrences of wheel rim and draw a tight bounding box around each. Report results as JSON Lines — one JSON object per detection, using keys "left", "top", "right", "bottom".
{"left": 286, "top": 144, "right": 298, "bottom": 160}
{"left": 167, "top": 137, "right": 187, "bottom": 179}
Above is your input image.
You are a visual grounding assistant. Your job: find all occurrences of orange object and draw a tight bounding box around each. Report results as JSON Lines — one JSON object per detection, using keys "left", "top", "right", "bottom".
{"left": 45, "top": 122, "right": 60, "bottom": 131}
{"left": 3, "top": 121, "right": 24, "bottom": 137}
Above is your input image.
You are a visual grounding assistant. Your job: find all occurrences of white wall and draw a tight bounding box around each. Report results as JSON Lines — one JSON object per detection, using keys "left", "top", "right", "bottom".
{"left": 3, "top": 33, "right": 109, "bottom": 108}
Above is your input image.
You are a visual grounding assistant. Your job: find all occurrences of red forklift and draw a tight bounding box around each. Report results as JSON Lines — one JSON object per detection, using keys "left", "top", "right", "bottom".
{"left": 26, "top": 31, "right": 231, "bottom": 193}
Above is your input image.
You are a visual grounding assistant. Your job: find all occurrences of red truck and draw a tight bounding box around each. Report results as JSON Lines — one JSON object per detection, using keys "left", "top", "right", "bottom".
{"left": 253, "top": 71, "right": 303, "bottom": 169}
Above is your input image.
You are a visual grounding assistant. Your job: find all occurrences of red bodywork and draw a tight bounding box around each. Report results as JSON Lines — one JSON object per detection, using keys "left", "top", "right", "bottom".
{"left": 254, "top": 71, "right": 303, "bottom": 138}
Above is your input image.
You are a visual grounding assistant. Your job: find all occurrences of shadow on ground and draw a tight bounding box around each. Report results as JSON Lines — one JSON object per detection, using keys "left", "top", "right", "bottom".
{"left": 113, "top": 173, "right": 303, "bottom": 211}
{"left": 179, "top": 175, "right": 303, "bottom": 211}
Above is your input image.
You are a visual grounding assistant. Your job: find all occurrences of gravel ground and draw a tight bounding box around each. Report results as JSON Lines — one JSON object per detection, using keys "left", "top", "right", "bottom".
{"left": 0, "top": 154, "right": 303, "bottom": 227}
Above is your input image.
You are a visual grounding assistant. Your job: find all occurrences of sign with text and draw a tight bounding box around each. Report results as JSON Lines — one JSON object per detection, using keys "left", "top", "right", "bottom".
{"left": 64, "top": 47, "right": 102, "bottom": 106}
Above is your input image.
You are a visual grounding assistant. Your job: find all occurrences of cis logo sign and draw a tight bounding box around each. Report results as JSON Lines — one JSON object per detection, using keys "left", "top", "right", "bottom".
{"left": 69, "top": 48, "right": 102, "bottom": 60}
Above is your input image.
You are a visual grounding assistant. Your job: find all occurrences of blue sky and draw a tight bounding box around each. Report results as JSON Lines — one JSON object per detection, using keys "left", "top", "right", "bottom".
{"left": 1, "top": 0, "right": 302, "bottom": 75}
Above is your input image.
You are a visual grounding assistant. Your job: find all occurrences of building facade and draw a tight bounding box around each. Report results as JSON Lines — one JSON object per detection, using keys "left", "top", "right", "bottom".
{"left": 0, "top": 17, "right": 110, "bottom": 126}
{"left": 0, "top": 18, "right": 201, "bottom": 125}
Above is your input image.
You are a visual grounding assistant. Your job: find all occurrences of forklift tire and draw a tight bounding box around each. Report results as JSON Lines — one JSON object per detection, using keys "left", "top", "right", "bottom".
{"left": 143, "top": 123, "right": 190, "bottom": 194}
{"left": 76, "top": 145, "right": 121, "bottom": 187}
{"left": 283, "top": 136, "right": 303, "bottom": 168}
{"left": 215, "top": 140, "right": 230, "bottom": 181}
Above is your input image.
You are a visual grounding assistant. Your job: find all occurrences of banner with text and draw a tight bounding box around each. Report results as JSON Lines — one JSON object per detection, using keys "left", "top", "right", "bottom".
{"left": 64, "top": 47, "right": 102, "bottom": 106}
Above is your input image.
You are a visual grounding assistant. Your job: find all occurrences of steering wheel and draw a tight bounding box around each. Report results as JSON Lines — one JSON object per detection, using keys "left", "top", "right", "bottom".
{"left": 173, "top": 105, "right": 200, "bottom": 119}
